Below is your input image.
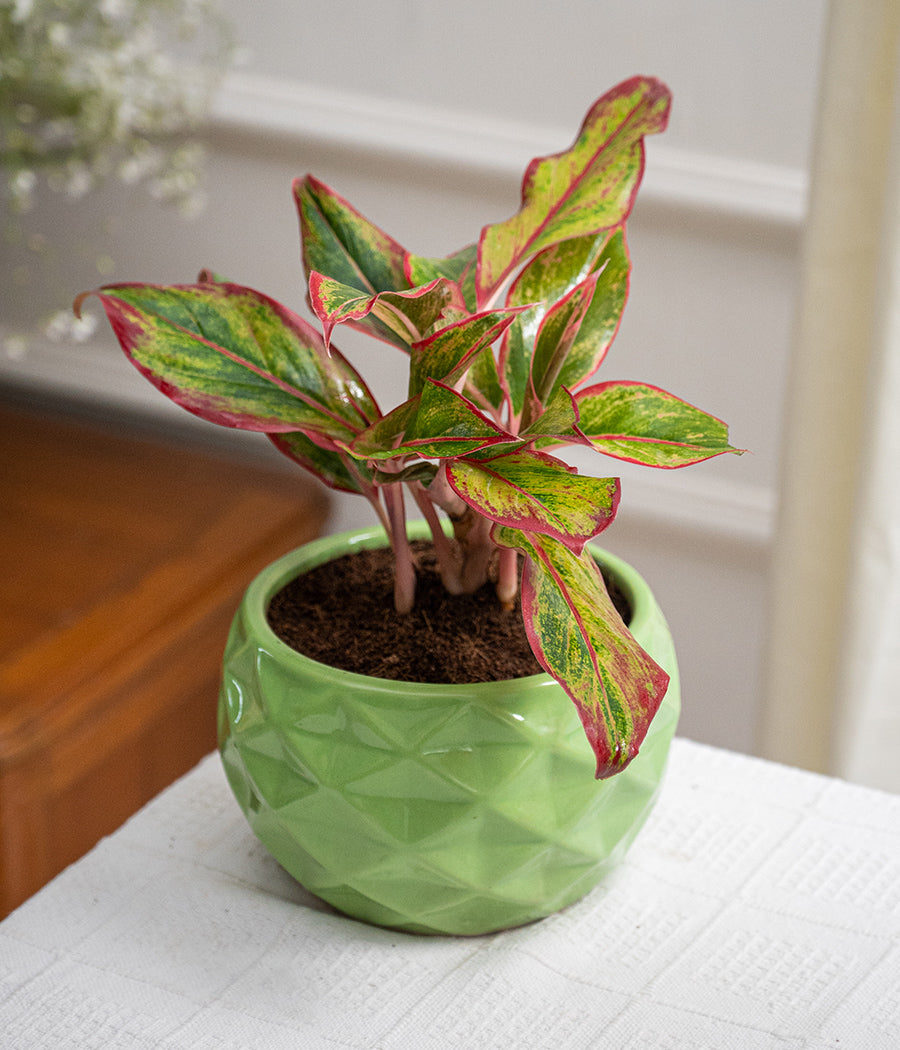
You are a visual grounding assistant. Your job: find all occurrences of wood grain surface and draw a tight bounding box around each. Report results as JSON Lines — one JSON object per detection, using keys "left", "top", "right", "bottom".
{"left": 0, "top": 397, "right": 329, "bottom": 916}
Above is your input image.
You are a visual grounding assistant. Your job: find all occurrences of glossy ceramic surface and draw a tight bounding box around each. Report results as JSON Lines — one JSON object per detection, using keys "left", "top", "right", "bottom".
{"left": 218, "top": 524, "right": 680, "bottom": 935}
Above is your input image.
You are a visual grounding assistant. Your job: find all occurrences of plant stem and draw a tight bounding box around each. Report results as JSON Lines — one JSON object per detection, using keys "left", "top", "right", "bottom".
{"left": 424, "top": 464, "right": 495, "bottom": 594}
{"left": 495, "top": 545, "right": 519, "bottom": 610}
{"left": 424, "top": 462, "right": 467, "bottom": 518}
{"left": 383, "top": 483, "right": 416, "bottom": 615}
{"left": 411, "top": 484, "right": 464, "bottom": 594}
{"left": 367, "top": 488, "right": 392, "bottom": 537}
{"left": 343, "top": 452, "right": 388, "bottom": 527}
{"left": 456, "top": 510, "right": 495, "bottom": 593}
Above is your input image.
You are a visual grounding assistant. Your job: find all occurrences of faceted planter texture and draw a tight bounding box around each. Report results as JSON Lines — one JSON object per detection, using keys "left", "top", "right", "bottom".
{"left": 218, "top": 524, "right": 680, "bottom": 936}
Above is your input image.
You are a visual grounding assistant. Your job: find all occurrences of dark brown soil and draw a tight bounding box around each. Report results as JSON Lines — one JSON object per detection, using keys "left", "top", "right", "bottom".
{"left": 266, "top": 540, "right": 629, "bottom": 685}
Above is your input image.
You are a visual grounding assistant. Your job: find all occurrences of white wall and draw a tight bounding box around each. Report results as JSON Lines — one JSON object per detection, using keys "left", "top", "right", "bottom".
{"left": 0, "top": 0, "right": 828, "bottom": 755}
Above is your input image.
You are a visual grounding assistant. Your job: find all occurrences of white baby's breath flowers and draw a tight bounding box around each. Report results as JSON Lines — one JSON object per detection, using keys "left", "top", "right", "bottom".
{"left": 1, "top": 0, "right": 233, "bottom": 351}
{"left": 43, "top": 307, "right": 98, "bottom": 342}
{"left": 0, "top": 0, "right": 233, "bottom": 213}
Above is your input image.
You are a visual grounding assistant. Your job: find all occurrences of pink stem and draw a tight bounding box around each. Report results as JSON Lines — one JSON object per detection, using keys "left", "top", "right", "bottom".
{"left": 495, "top": 545, "right": 519, "bottom": 610}
{"left": 384, "top": 483, "right": 416, "bottom": 614}
{"left": 424, "top": 463, "right": 494, "bottom": 594}
{"left": 424, "top": 462, "right": 467, "bottom": 517}
{"left": 457, "top": 511, "right": 494, "bottom": 593}
{"left": 412, "top": 484, "right": 464, "bottom": 594}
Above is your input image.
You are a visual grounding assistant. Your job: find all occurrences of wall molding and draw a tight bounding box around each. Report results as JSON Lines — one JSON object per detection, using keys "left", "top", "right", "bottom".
{"left": 210, "top": 72, "right": 809, "bottom": 228}
{"left": 615, "top": 469, "right": 775, "bottom": 549}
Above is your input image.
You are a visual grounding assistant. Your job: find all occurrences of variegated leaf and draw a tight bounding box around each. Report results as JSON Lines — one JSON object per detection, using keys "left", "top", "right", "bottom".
{"left": 576, "top": 381, "right": 741, "bottom": 467}
{"left": 409, "top": 309, "right": 520, "bottom": 398}
{"left": 555, "top": 228, "right": 629, "bottom": 392}
{"left": 373, "top": 461, "right": 439, "bottom": 486}
{"left": 80, "top": 283, "right": 376, "bottom": 438}
{"left": 493, "top": 526, "right": 669, "bottom": 778}
{"left": 308, "top": 272, "right": 455, "bottom": 350}
{"left": 350, "top": 381, "right": 519, "bottom": 461}
{"left": 270, "top": 431, "right": 377, "bottom": 495}
{"left": 405, "top": 244, "right": 478, "bottom": 311}
{"left": 295, "top": 174, "right": 409, "bottom": 293}
{"left": 520, "top": 386, "right": 580, "bottom": 443}
{"left": 348, "top": 396, "right": 421, "bottom": 461}
{"left": 500, "top": 230, "right": 614, "bottom": 417}
{"left": 464, "top": 342, "right": 506, "bottom": 412}
{"left": 446, "top": 450, "right": 619, "bottom": 552}
{"left": 524, "top": 269, "right": 602, "bottom": 424}
{"left": 477, "top": 77, "right": 670, "bottom": 306}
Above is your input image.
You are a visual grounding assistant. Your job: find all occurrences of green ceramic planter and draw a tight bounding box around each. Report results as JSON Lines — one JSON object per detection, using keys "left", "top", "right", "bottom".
{"left": 218, "top": 523, "right": 680, "bottom": 936}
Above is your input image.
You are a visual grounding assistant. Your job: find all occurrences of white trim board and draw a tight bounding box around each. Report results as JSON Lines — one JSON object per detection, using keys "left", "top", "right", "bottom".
{"left": 210, "top": 72, "right": 809, "bottom": 228}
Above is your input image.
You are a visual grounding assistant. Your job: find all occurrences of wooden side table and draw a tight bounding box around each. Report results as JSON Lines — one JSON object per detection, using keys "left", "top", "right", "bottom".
{"left": 0, "top": 398, "right": 330, "bottom": 917}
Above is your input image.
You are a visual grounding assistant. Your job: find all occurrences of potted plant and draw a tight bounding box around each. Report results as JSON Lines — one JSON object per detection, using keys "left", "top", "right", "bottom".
{"left": 76, "top": 76, "right": 740, "bottom": 935}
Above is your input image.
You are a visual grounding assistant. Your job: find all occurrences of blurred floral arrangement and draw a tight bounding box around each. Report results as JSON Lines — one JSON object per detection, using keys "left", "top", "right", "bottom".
{"left": 0, "top": 0, "right": 234, "bottom": 352}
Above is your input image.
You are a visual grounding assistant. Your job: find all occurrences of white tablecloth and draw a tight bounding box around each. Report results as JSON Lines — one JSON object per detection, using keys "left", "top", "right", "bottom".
{"left": 1, "top": 738, "right": 899, "bottom": 1049}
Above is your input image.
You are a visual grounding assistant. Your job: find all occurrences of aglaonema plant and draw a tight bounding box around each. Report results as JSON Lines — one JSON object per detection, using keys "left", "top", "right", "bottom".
{"left": 76, "top": 77, "right": 741, "bottom": 779}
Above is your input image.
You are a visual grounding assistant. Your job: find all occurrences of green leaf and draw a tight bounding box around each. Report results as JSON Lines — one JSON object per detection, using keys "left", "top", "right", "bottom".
{"left": 477, "top": 77, "right": 670, "bottom": 306}
{"left": 373, "top": 461, "right": 439, "bottom": 486}
{"left": 409, "top": 308, "right": 520, "bottom": 399}
{"left": 347, "top": 396, "right": 421, "bottom": 461}
{"left": 575, "top": 381, "right": 742, "bottom": 467}
{"left": 501, "top": 230, "right": 612, "bottom": 417}
{"left": 556, "top": 228, "right": 630, "bottom": 392}
{"left": 525, "top": 269, "right": 602, "bottom": 423}
{"left": 295, "top": 174, "right": 409, "bottom": 293}
{"left": 350, "top": 381, "right": 519, "bottom": 461}
{"left": 520, "top": 385, "right": 580, "bottom": 443}
{"left": 406, "top": 244, "right": 478, "bottom": 311}
{"left": 408, "top": 381, "right": 519, "bottom": 458}
{"left": 308, "top": 271, "right": 455, "bottom": 350}
{"left": 270, "top": 431, "right": 377, "bottom": 495}
{"left": 85, "top": 282, "right": 377, "bottom": 438}
{"left": 464, "top": 340, "right": 506, "bottom": 413}
{"left": 446, "top": 450, "right": 619, "bottom": 551}
{"left": 493, "top": 527, "right": 669, "bottom": 779}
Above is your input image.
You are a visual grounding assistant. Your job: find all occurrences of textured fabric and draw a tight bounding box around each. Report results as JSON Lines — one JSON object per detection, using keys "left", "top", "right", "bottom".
{"left": 1, "top": 740, "right": 898, "bottom": 1048}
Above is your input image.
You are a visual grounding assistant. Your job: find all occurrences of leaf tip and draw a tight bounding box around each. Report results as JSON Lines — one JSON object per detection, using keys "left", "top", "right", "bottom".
{"left": 72, "top": 290, "right": 95, "bottom": 319}
{"left": 591, "top": 666, "right": 670, "bottom": 780}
